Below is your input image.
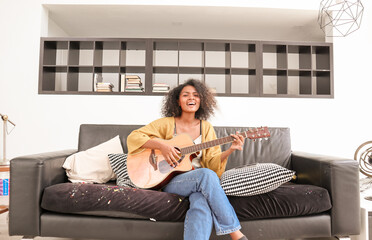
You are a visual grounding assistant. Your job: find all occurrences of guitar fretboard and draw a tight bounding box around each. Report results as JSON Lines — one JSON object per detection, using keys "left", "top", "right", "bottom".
{"left": 181, "top": 135, "right": 236, "bottom": 155}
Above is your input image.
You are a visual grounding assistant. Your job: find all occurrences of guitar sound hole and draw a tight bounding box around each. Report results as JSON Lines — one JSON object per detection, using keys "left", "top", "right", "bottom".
{"left": 158, "top": 152, "right": 185, "bottom": 174}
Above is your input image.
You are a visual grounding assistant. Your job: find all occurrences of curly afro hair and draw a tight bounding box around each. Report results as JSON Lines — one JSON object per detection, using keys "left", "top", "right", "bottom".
{"left": 161, "top": 79, "right": 217, "bottom": 120}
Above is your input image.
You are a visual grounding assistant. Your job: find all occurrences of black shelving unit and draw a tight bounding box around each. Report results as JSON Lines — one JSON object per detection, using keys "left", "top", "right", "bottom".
{"left": 39, "top": 38, "right": 333, "bottom": 98}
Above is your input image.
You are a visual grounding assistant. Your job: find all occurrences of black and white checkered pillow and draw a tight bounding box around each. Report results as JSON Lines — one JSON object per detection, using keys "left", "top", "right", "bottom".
{"left": 220, "top": 163, "right": 295, "bottom": 197}
{"left": 108, "top": 153, "right": 137, "bottom": 188}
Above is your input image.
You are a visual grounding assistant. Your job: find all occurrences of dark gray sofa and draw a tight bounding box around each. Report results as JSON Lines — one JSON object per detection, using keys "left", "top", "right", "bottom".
{"left": 9, "top": 124, "right": 360, "bottom": 240}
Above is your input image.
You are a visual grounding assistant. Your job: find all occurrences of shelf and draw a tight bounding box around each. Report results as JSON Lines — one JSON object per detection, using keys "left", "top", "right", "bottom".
{"left": 314, "top": 71, "right": 331, "bottom": 95}
{"left": 263, "top": 44, "right": 287, "bottom": 69}
{"left": 123, "top": 41, "right": 146, "bottom": 67}
{"left": 153, "top": 41, "right": 178, "bottom": 67}
{"left": 205, "top": 42, "right": 229, "bottom": 68}
{"left": 69, "top": 41, "right": 94, "bottom": 66}
{"left": 231, "top": 43, "right": 256, "bottom": 69}
{"left": 288, "top": 45, "right": 311, "bottom": 70}
{"left": 39, "top": 38, "right": 333, "bottom": 98}
{"left": 312, "top": 46, "right": 331, "bottom": 70}
{"left": 179, "top": 42, "right": 203, "bottom": 67}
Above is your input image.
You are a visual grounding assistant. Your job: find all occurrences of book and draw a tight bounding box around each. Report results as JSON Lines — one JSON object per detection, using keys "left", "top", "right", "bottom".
{"left": 152, "top": 83, "right": 168, "bottom": 86}
{"left": 152, "top": 83, "right": 170, "bottom": 93}
{"left": 152, "top": 86, "right": 169, "bottom": 91}
{"left": 126, "top": 83, "right": 142, "bottom": 87}
{"left": 126, "top": 75, "right": 141, "bottom": 79}
{"left": 96, "top": 89, "right": 113, "bottom": 92}
{"left": 95, "top": 82, "right": 114, "bottom": 92}
{"left": 96, "top": 82, "right": 114, "bottom": 87}
{"left": 125, "top": 88, "right": 144, "bottom": 92}
{"left": 127, "top": 78, "right": 141, "bottom": 84}
{"left": 125, "top": 88, "right": 143, "bottom": 91}
{"left": 120, "top": 74, "right": 125, "bottom": 92}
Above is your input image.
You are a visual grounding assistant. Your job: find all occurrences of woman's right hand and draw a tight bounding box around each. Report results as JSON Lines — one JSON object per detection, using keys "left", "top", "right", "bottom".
{"left": 159, "top": 143, "right": 181, "bottom": 167}
{"left": 142, "top": 139, "right": 181, "bottom": 168}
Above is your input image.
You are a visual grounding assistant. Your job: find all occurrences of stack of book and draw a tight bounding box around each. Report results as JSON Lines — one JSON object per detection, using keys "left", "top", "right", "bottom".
{"left": 152, "top": 83, "right": 170, "bottom": 93}
{"left": 96, "top": 82, "right": 114, "bottom": 92}
{"left": 123, "top": 75, "right": 144, "bottom": 92}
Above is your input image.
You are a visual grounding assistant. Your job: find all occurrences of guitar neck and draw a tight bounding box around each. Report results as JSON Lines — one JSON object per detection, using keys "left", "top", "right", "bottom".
{"left": 180, "top": 127, "right": 269, "bottom": 155}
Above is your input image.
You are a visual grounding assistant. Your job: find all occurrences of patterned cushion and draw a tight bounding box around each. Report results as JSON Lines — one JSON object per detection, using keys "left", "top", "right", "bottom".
{"left": 220, "top": 163, "right": 295, "bottom": 196}
{"left": 108, "top": 153, "right": 136, "bottom": 188}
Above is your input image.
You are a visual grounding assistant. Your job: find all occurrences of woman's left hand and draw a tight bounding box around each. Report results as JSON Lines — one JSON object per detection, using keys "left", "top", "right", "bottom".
{"left": 229, "top": 132, "right": 245, "bottom": 151}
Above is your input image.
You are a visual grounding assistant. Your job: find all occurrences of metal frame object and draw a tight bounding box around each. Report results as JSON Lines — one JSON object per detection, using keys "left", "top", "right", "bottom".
{"left": 0, "top": 113, "right": 16, "bottom": 162}
{"left": 354, "top": 141, "right": 372, "bottom": 178}
{"left": 318, "top": 0, "right": 364, "bottom": 37}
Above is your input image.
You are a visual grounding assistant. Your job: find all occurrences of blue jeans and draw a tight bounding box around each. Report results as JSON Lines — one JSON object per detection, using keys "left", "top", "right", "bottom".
{"left": 163, "top": 168, "right": 241, "bottom": 240}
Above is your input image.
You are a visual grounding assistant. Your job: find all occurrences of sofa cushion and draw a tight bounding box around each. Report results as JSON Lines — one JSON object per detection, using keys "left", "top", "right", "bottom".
{"left": 41, "top": 183, "right": 189, "bottom": 222}
{"left": 229, "top": 183, "right": 332, "bottom": 220}
{"left": 78, "top": 124, "right": 143, "bottom": 152}
{"left": 108, "top": 153, "right": 136, "bottom": 188}
{"left": 41, "top": 182, "right": 331, "bottom": 221}
{"left": 63, "top": 136, "right": 123, "bottom": 183}
{"left": 215, "top": 127, "right": 292, "bottom": 169}
{"left": 220, "top": 163, "right": 295, "bottom": 196}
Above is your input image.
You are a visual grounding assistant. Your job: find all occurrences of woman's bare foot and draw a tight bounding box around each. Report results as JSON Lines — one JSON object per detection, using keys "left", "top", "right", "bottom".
{"left": 229, "top": 230, "right": 245, "bottom": 240}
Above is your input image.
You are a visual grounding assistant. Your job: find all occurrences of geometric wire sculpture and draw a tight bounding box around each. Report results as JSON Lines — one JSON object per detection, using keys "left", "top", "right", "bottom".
{"left": 354, "top": 141, "right": 372, "bottom": 178}
{"left": 318, "top": 0, "right": 364, "bottom": 37}
{"left": 354, "top": 141, "right": 372, "bottom": 200}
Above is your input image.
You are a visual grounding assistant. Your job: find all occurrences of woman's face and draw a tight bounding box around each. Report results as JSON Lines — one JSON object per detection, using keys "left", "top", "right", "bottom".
{"left": 178, "top": 85, "right": 200, "bottom": 114}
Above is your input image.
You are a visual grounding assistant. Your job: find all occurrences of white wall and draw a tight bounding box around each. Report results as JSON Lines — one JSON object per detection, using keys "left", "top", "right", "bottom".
{"left": 0, "top": 0, "right": 371, "bottom": 161}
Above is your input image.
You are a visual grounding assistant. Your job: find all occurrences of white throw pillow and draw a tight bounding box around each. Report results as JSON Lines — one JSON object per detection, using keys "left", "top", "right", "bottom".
{"left": 63, "top": 136, "right": 123, "bottom": 183}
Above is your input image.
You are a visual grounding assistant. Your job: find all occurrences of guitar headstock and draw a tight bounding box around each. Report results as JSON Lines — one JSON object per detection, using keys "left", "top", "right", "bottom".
{"left": 243, "top": 127, "right": 270, "bottom": 141}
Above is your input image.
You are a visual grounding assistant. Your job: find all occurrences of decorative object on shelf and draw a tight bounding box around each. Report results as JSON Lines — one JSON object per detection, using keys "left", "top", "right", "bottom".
{"left": 318, "top": 0, "right": 364, "bottom": 37}
{"left": 354, "top": 141, "right": 372, "bottom": 201}
{"left": 93, "top": 73, "right": 103, "bottom": 92}
{"left": 0, "top": 113, "right": 16, "bottom": 164}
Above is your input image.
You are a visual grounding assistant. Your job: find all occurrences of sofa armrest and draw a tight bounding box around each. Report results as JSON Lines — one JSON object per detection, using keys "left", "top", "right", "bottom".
{"left": 291, "top": 151, "right": 360, "bottom": 236}
{"left": 9, "top": 149, "right": 76, "bottom": 237}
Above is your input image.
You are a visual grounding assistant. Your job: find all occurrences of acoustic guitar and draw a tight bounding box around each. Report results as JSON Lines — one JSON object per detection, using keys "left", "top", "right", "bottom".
{"left": 126, "top": 127, "right": 270, "bottom": 189}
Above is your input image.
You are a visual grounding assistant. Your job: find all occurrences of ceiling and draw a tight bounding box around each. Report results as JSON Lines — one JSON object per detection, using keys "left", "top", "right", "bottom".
{"left": 45, "top": 4, "right": 325, "bottom": 42}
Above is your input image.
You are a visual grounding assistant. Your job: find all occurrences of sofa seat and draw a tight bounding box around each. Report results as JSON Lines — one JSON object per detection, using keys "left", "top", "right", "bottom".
{"left": 41, "top": 182, "right": 331, "bottom": 222}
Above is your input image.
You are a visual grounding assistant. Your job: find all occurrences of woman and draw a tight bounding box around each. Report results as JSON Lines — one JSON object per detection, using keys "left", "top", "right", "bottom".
{"left": 127, "top": 79, "right": 247, "bottom": 240}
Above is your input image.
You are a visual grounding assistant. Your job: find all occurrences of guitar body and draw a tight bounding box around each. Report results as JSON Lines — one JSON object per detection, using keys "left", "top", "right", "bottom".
{"left": 126, "top": 126, "right": 270, "bottom": 190}
{"left": 127, "top": 134, "right": 195, "bottom": 189}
